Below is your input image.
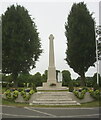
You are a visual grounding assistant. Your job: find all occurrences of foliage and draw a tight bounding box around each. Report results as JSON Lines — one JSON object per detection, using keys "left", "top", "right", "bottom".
{"left": 2, "top": 5, "right": 42, "bottom": 87}
{"left": 18, "top": 74, "right": 32, "bottom": 86}
{"left": 42, "top": 70, "right": 60, "bottom": 83}
{"left": 32, "top": 72, "right": 42, "bottom": 87}
{"left": 4, "top": 90, "right": 13, "bottom": 100}
{"left": 92, "top": 73, "right": 101, "bottom": 87}
{"left": 73, "top": 90, "right": 86, "bottom": 99}
{"left": 96, "top": 26, "right": 101, "bottom": 60}
{"left": 42, "top": 70, "right": 48, "bottom": 82}
{"left": 12, "top": 90, "right": 19, "bottom": 99}
{"left": 68, "top": 81, "right": 74, "bottom": 92}
{"left": 89, "top": 90, "right": 101, "bottom": 100}
{"left": 62, "top": 70, "right": 71, "bottom": 86}
{"left": 65, "top": 2, "right": 96, "bottom": 86}
{"left": 21, "top": 89, "right": 34, "bottom": 101}
{"left": 5, "top": 89, "right": 18, "bottom": 100}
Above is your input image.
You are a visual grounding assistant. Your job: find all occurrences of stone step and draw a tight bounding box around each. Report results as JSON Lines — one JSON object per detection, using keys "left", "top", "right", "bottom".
{"left": 31, "top": 91, "right": 80, "bottom": 106}
{"left": 33, "top": 100, "right": 80, "bottom": 105}
{"left": 36, "top": 98, "right": 72, "bottom": 101}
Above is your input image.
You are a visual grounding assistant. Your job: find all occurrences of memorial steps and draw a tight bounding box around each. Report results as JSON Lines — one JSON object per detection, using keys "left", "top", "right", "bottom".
{"left": 31, "top": 92, "right": 80, "bottom": 105}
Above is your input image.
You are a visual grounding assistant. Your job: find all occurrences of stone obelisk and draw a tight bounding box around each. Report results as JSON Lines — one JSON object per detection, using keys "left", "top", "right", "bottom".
{"left": 37, "top": 34, "right": 67, "bottom": 90}
{"left": 47, "top": 34, "right": 56, "bottom": 83}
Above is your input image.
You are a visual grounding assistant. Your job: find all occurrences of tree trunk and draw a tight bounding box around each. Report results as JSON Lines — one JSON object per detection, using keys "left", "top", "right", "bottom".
{"left": 80, "top": 72, "right": 86, "bottom": 87}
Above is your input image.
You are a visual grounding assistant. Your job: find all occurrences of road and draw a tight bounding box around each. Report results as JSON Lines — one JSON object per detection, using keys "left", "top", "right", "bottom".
{"left": 1, "top": 105, "right": 100, "bottom": 119}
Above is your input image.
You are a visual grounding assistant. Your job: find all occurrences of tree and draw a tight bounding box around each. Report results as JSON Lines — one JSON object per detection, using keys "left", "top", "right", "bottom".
{"left": 96, "top": 26, "right": 101, "bottom": 60}
{"left": 92, "top": 73, "right": 101, "bottom": 87}
{"left": 2, "top": 5, "right": 42, "bottom": 87}
{"left": 65, "top": 2, "right": 96, "bottom": 86}
{"left": 62, "top": 70, "right": 71, "bottom": 86}
{"left": 42, "top": 70, "right": 48, "bottom": 83}
{"left": 32, "top": 72, "right": 42, "bottom": 87}
{"left": 18, "top": 73, "right": 32, "bottom": 87}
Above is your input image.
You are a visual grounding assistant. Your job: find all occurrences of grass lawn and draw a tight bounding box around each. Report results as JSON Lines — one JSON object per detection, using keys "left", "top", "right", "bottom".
{"left": 2, "top": 98, "right": 100, "bottom": 108}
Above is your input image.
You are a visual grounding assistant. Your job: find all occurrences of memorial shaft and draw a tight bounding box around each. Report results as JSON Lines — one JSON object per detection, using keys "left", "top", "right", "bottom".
{"left": 48, "top": 34, "right": 56, "bottom": 83}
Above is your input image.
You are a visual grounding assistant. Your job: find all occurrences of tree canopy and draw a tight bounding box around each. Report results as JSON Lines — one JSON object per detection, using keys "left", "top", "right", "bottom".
{"left": 65, "top": 2, "right": 96, "bottom": 86}
{"left": 2, "top": 5, "right": 42, "bottom": 87}
{"left": 62, "top": 70, "right": 71, "bottom": 86}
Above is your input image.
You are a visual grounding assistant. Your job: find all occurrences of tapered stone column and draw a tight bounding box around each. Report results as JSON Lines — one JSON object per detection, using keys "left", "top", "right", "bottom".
{"left": 37, "top": 34, "right": 67, "bottom": 90}
{"left": 47, "top": 34, "right": 56, "bottom": 83}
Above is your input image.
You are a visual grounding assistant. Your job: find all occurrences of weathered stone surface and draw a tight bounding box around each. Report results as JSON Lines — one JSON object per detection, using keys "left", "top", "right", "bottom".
{"left": 31, "top": 92, "right": 80, "bottom": 105}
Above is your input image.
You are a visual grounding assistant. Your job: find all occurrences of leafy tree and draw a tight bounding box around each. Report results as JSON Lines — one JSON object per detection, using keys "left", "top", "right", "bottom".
{"left": 2, "top": 5, "right": 42, "bottom": 87}
{"left": 96, "top": 26, "right": 101, "bottom": 60}
{"left": 18, "top": 73, "right": 32, "bottom": 87}
{"left": 65, "top": 2, "right": 96, "bottom": 86}
{"left": 42, "top": 70, "right": 48, "bottom": 83}
{"left": 32, "top": 72, "right": 42, "bottom": 87}
{"left": 62, "top": 70, "right": 71, "bottom": 86}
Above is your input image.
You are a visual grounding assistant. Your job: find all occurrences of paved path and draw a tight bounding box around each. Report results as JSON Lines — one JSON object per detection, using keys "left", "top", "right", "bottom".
{"left": 1, "top": 105, "right": 100, "bottom": 119}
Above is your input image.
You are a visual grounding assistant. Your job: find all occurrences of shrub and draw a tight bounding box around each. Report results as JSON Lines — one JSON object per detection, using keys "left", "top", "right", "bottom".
{"left": 73, "top": 90, "right": 86, "bottom": 99}
{"left": 93, "top": 84, "right": 99, "bottom": 91}
{"left": 2, "top": 83, "right": 7, "bottom": 87}
{"left": 24, "top": 95, "right": 31, "bottom": 101}
{"left": 20, "top": 89, "right": 34, "bottom": 101}
{"left": 5, "top": 90, "right": 13, "bottom": 100}
{"left": 21, "top": 91, "right": 26, "bottom": 96}
{"left": 90, "top": 89, "right": 101, "bottom": 100}
{"left": 68, "top": 82, "right": 74, "bottom": 92}
{"left": 29, "top": 90, "right": 34, "bottom": 95}
{"left": 24, "top": 88, "right": 30, "bottom": 92}
{"left": 13, "top": 90, "right": 19, "bottom": 99}
{"left": 82, "top": 87, "right": 89, "bottom": 92}
{"left": 18, "top": 88, "right": 24, "bottom": 92}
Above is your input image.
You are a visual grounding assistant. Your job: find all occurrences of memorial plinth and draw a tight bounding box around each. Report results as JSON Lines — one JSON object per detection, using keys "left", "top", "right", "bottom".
{"left": 37, "top": 34, "right": 67, "bottom": 90}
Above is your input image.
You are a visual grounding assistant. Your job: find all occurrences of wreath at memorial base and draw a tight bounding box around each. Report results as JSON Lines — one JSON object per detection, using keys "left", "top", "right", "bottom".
{"left": 50, "top": 83, "right": 56, "bottom": 86}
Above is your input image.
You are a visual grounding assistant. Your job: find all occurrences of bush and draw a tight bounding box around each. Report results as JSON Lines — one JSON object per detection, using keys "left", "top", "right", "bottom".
{"left": 93, "top": 84, "right": 99, "bottom": 91}
{"left": 68, "top": 82, "right": 74, "bottom": 92}
{"left": 4, "top": 90, "right": 13, "bottom": 100}
{"left": 82, "top": 87, "right": 89, "bottom": 92}
{"left": 18, "top": 88, "right": 24, "bottom": 92}
{"left": 2, "top": 83, "right": 7, "bottom": 87}
{"left": 73, "top": 90, "right": 86, "bottom": 99}
{"left": 90, "top": 89, "right": 101, "bottom": 100}
{"left": 24, "top": 88, "right": 30, "bottom": 92}
{"left": 24, "top": 95, "right": 31, "bottom": 101}
{"left": 13, "top": 90, "right": 19, "bottom": 99}
{"left": 20, "top": 89, "right": 34, "bottom": 101}
{"left": 29, "top": 90, "right": 34, "bottom": 95}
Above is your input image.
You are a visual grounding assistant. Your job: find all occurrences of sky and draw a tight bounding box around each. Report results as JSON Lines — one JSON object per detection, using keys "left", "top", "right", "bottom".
{"left": 0, "top": 0, "right": 100, "bottom": 79}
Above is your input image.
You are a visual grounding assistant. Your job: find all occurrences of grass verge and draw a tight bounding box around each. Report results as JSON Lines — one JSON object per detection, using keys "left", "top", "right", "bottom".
{"left": 2, "top": 98, "right": 101, "bottom": 108}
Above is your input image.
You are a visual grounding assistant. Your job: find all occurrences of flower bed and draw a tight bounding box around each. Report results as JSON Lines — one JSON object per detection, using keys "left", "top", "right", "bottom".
{"left": 73, "top": 90, "right": 86, "bottom": 99}
{"left": 4, "top": 89, "right": 35, "bottom": 101}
